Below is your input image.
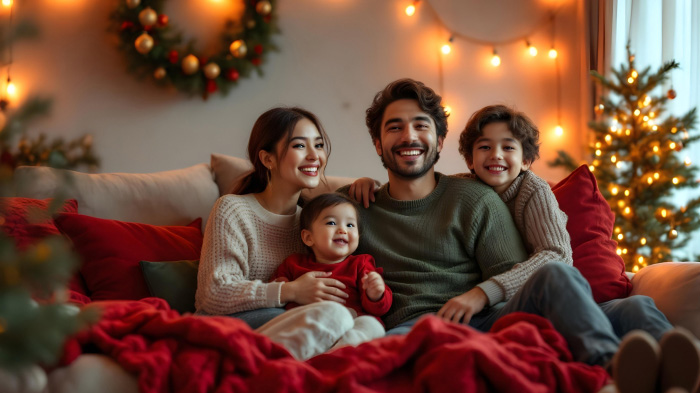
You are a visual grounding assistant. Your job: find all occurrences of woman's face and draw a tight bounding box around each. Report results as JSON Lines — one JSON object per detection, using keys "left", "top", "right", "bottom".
{"left": 270, "top": 117, "right": 327, "bottom": 191}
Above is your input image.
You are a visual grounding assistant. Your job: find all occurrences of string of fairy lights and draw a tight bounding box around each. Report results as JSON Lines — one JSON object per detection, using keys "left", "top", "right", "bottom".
{"left": 1, "top": 0, "right": 17, "bottom": 104}
{"left": 404, "top": 0, "right": 565, "bottom": 135}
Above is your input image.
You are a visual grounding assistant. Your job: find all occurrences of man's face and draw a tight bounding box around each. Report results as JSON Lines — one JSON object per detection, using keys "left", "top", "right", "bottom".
{"left": 374, "top": 99, "right": 444, "bottom": 179}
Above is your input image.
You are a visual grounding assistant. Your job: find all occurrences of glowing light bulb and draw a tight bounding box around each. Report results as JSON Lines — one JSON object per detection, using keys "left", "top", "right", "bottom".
{"left": 672, "top": 127, "right": 678, "bottom": 133}
{"left": 623, "top": 207, "right": 631, "bottom": 215}
{"left": 2, "top": 0, "right": 12, "bottom": 6}
{"left": 491, "top": 51, "right": 501, "bottom": 67}
{"left": 649, "top": 112, "right": 655, "bottom": 118}
{"left": 554, "top": 125, "right": 563, "bottom": 136}
{"left": 637, "top": 256, "right": 644, "bottom": 264}
{"left": 647, "top": 177, "right": 653, "bottom": 184}
{"left": 595, "top": 142, "right": 602, "bottom": 148}
{"left": 595, "top": 149, "right": 601, "bottom": 156}
{"left": 528, "top": 45, "right": 538, "bottom": 56}
{"left": 618, "top": 233, "right": 624, "bottom": 240}
{"left": 616, "top": 248, "right": 622, "bottom": 255}
{"left": 628, "top": 77, "right": 635, "bottom": 84}
{"left": 633, "top": 265, "right": 639, "bottom": 273}
{"left": 6, "top": 81, "right": 16, "bottom": 96}
{"left": 661, "top": 209, "right": 667, "bottom": 218}
{"left": 623, "top": 248, "right": 628, "bottom": 254}
{"left": 618, "top": 200, "right": 625, "bottom": 208}
{"left": 615, "top": 227, "right": 621, "bottom": 234}
{"left": 624, "top": 189, "right": 630, "bottom": 196}
{"left": 441, "top": 43, "right": 451, "bottom": 55}
{"left": 653, "top": 172, "right": 660, "bottom": 179}
{"left": 611, "top": 186, "right": 619, "bottom": 195}
{"left": 548, "top": 48, "right": 557, "bottom": 59}
{"left": 640, "top": 238, "right": 647, "bottom": 245}
{"left": 670, "top": 229, "right": 678, "bottom": 238}
{"left": 443, "top": 105, "right": 452, "bottom": 116}
{"left": 625, "top": 129, "right": 631, "bottom": 136}
{"left": 685, "top": 157, "right": 692, "bottom": 166}
{"left": 616, "top": 161, "right": 623, "bottom": 168}
{"left": 634, "top": 109, "right": 641, "bottom": 116}
{"left": 588, "top": 165, "right": 595, "bottom": 172}
{"left": 643, "top": 116, "right": 649, "bottom": 121}
{"left": 653, "top": 146, "right": 659, "bottom": 153}
{"left": 652, "top": 125, "right": 658, "bottom": 131}
{"left": 670, "top": 142, "right": 676, "bottom": 149}
{"left": 673, "top": 177, "right": 679, "bottom": 184}
{"left": 605, "top": 135, "right": 612, "bottom": 144}
{"left": 631, "top": 70, "right": 638, "bottom": 78}
{"left": 611, "top": 155, "right": 617, "bottom": 163}
{"left": 405, "top": 4, "right": 416, "bottom": 16}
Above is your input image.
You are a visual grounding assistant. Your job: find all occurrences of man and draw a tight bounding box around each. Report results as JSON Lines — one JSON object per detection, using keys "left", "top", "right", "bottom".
{"left": 340, "top": 78, "right": 667, "bottom": 369}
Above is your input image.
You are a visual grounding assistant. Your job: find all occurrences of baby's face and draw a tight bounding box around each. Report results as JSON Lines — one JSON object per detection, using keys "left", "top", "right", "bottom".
{"left": 302, "top": 203, "right": 359, "bottom": 264}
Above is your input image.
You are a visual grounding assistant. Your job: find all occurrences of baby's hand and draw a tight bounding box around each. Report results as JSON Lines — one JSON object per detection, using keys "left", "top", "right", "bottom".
{"left": 348, "top": 177, "right": 381, "bottom": 208}
{"left": 362, "top": 272, "right": 385, "bottom": 301}
{"left": 273, "top": 277, "right": 290, "bottom": 283}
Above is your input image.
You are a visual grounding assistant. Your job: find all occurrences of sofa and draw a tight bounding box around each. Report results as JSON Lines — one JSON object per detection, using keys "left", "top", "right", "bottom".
{"left": 8, "top": 153, "right": 700, "bottom": 393}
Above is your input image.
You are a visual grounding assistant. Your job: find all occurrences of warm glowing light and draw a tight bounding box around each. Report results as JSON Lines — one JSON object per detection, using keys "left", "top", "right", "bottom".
{"left": 595, "top": 142, "right": 602, "bottom": 148}
{"left": 685, "top": 157, "right": 692, "bottom": 166}
{"left": 554, "top": 125, "right": 563, "bottom": 136}
{"left": 616, "top": 248, "right": 622, "bottom": 255}
{"left": 625, "top": 129, "right": 631, "bottom": 136}
{"left": 6, "top": 81, "right": 16, "bottom": 97}
{"left": 649, "top": 112, "right": 655, "bottom": 118}
{"left": 670, "top": 229, "right": 678, "bottom": 238}
{"left": 605, "top": 135, "right": 612, "bottom": 144}
{"left": 673, "top": 177, "right": 679, "bottom": 184}
{"left": 593, "top": 159, "right": 600, "bottom": 166}
{"left": 623, "top": 207, "right": 631, "bottom": 215}
{"left": 647, "top": 177, "right": 653, "bottom": 184}
{"left": 652, "top": 125, "right": 658, "bottom": 131}
{"left": 588, "top": 165, "right": 595, "bottom": 172}
{"left": 631, "top": 70, "right": 638, "bottom": 78}
{"left": 641, "top": 237, "right": 647, "bottom": 245}
{"left": 633, "top": 265, "right": 640, "bottom": 272}
{"left": 528, "top": 45, "right": 538, "bottom": 56}
{"left": 616, "top": 161, "right": 623, "bottom": 168}
{"left": 661, "top": 209, "right": 667, "bottom": 218}
{"left": 627, "top": 77, "right": 634, "bottom": 84}
{"left": 672, "top": 127, "right": 678, "bottom": 133}
{"left": 611, "top": 186, "right": 619, "bottom": 195}
{"left": 624, "top": 190, "right": 630, "bottom": 196}
{"left": 441, "top": 43, "right": 451, "bottom": 55}
{"left": 548, "top": 48, "right": 557, "bottom": 58}
{"left": 643, "top": 115, "right": 649, "bottom": 121}
{"left": 443, "top": 105, "right": 452, "bottom": 116}
{"left": 643, "top": 96, "right": 651, "bottom": 106}
{"left": 617, "top": 233, "right": 624, "bottom": 240}
{"left": 670, "top": 142, "right": 676, "bottom": 149}
{"left": 653, "top": 172, "right": 660, "bottom": 179}
{"left": 638, "top": 256, "right": 644, "bottom": 264}
{"left": 653, "top": 146, "right": 659, "bottom": 153}
{"left": 617, "top": 200, "right": 625, "bottom": 208}
{"left": 634, "top": 109, "right": 641, "bottom": 116}
{"left": 405, "top": 4, "right": 416, "bottom": 16}
{"left": 491, "top": 53, "right": 501, "bottom": 67}
{"left": 1, "top": 0, "right": 12, "bottom": 6}
{"left": 595, "top": 149, "right": 601, "bottom": 156}
{"left": 611, "top": 155, "right": 617, "bottom": 163}
{"left": 615, "top": 227, "right": 621, "bottom": 234}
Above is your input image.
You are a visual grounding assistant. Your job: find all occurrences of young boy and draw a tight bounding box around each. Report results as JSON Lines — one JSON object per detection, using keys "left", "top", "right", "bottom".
{"left": 271, "top": 193, "right": 392, "bottom": 349}
{"left": 458, "top": 104, "right": 700, "bottom": 393}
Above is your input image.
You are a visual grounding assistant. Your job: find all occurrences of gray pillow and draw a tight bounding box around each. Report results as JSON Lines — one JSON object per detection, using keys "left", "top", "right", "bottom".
{"left": 140, "top": 260, "right": 199, "bottom": 314}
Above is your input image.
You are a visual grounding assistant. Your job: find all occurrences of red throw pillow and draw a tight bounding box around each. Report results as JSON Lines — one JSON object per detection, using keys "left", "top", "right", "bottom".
{"left": 0, "top": 197, "right": 89, "bottom": 295}
{"left": 54, "top": 213, "right": 203, "bottom": 301}
{"left": 551, "top": 165, "right": 632, "bottom": 303}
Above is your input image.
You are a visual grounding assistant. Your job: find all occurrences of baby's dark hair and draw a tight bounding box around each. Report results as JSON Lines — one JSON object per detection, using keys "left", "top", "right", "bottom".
{"left": 300, "top": 193, "right": 361, "bottom": 233}
{"left": 458, "top": 104, "right": 540, "bottom": 165}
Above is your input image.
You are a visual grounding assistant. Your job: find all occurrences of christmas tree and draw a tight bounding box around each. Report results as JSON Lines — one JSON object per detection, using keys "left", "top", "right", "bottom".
{"left": 0, "top": 17, "right": 98, "bottom": 379}
{"left": 550, "top": 46, "right": 699, "bottom": 272}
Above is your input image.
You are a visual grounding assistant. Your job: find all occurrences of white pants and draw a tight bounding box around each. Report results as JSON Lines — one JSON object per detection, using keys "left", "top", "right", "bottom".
{"left": 255, "top": 302, "right": 385, "bottom": 360}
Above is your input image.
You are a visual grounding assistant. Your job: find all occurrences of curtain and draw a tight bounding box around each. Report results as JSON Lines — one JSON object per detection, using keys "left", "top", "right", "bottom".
{"left": 608, "top": 0, "right": 700, "bottom": 260}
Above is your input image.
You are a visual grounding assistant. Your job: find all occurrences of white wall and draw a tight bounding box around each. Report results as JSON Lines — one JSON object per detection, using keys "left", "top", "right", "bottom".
{"left": 10, "top": 0, "right": 585, "bottom": 183}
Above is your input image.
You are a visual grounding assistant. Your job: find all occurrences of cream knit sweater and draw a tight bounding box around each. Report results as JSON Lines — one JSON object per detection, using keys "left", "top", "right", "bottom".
{"left": 495, "top": 170, "right": 573, "bottom": 301}
{"left": 195, "top": 194, "right": 304, "bottom": 315}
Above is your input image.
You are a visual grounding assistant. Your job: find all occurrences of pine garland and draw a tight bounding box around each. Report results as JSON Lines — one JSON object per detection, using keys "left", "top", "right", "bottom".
{"left": 550, "top": 46, "right": 699, "bottom": 271}
{"left": 110, "top": 0, "right": 280, "bottom": 99}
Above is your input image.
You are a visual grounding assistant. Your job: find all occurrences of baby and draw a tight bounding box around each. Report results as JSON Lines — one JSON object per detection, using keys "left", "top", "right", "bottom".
{"left": 271, "top": 192, "right": 392, "bottom": 348}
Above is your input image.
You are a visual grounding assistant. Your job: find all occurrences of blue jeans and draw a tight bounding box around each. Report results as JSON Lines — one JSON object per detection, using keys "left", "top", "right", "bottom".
{"left": 196, "top": 307, "right": 285, "bottom": 330}
{"left": 386, "top": 263, "right": 672, "bottom": 366}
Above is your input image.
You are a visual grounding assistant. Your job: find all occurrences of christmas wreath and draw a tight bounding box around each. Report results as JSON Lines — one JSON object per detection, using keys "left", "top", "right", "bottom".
{"left": 110, "top": 0, "right": 278, "bottom": 99}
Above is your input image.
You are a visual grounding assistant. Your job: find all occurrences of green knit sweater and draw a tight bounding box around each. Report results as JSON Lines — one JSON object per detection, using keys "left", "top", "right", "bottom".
{"left": 340, "top": 173, "right": 527, "bottom": 329}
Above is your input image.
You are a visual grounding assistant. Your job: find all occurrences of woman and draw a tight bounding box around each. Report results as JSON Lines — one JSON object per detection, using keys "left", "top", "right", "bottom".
{"left": 195, "top": 107, "right": 354, "bottom": 360}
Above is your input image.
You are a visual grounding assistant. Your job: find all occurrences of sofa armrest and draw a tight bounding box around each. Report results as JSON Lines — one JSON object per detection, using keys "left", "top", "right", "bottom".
{"left": 630, "top": 262, "right": 700, "bottom": 338}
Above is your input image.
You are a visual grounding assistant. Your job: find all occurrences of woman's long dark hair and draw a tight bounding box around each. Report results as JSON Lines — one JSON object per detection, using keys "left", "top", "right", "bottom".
{"left": 232, "top": 107, "right": 331, "bottom": 195}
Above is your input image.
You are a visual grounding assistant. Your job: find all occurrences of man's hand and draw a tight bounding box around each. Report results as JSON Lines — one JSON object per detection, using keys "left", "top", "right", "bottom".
{"left": 436, "top": 287, "right": 488, "bottom": 324}
{"left": 348, "top": 177, "right": 381, "bottom": 208}
{"left": 280, "top": 271, "right": 348, "bottom": 305}
{"left": 361, "top": 271, "right": 385, "bottom": 301}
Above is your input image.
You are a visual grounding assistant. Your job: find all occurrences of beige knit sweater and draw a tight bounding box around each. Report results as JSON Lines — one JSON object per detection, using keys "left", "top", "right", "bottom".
{"left": 195, "top": 194, "right": 304, "bottom": 315}
{"left": 494, "top": 170, "right": 573, "bottom": 301}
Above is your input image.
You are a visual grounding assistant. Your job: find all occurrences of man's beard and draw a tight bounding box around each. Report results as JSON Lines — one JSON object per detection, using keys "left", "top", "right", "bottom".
{"left": 379, "top": 142, "right": 440, "bottom": 179}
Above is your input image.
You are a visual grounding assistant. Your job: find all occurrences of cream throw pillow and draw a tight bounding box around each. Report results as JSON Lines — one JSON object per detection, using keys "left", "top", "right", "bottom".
{"left": 14, "top": 164, "right": 219, "bottom": 228}
{"left": 630, "top": 262, "right": 700, "bottom": 338}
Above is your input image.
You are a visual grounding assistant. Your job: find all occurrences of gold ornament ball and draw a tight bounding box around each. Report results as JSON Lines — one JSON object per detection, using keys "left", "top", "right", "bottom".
{"left": 153, "top": 67, "right": 167, "bottom": 80}
{"left": 256, "top": 0, "right": 272, "bottom": 16}
{"left": 181, "top": 54, "right": 200, "bottom": 75}
{"left": 134, "top": 32, "right": 154, "bottom": 55}
{"left": 125, "top": 0, "right": 140, "bottom": 9}
{"left": 230, "top": 40, "right": 247, "bottom": 58}
{"left": 139, "top": 7, "right": 158, "bottom": 27}
{"left": 203, "top": 63, "right": 221, "bottom": 79}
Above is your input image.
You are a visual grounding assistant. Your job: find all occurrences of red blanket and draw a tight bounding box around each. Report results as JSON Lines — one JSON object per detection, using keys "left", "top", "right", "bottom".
{"left": 70, "top": 298, "right": 608, "bottom": 393}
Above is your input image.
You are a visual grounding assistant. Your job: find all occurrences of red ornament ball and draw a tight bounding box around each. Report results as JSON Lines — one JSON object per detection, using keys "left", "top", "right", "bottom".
{"left": 157, "top": 14, "right": 169, "bottom": 27}
{"left": 206, "top": 80, "right": 218, "bottom": 93}
{"left": 168, "top": 50, "right": 179, "bottom": 64}
{"left": 668, "top": 89, "right": 677, "bottom": 99}
{"left": 254, "top": 44, "right": 264, "bottom": 55}
{"left": 199, "top": 57, "right": 208, "bottom": 66}
{"left": 120, "top": 21, "right": 134, "bottom": 31}
{"left": 225, "top": 69, "right": 240, "bottom": 81}
{"left": 251, "top": 57, "right": 261, "bottom": 66}
{"left": 143, "top": 25, "right": 152, "bottom": 32}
